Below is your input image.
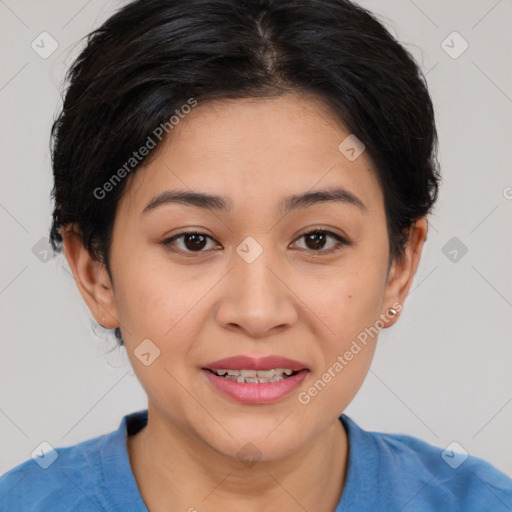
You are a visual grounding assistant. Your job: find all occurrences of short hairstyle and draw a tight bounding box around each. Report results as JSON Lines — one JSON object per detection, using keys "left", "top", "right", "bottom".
{"left": 49, "top": 0, "right": 441, "bottom": 346}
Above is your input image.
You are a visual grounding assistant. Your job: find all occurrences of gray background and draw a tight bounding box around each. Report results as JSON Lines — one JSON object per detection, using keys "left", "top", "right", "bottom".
{"left": 1, "top": 0, "right": 511, "bottom": 477}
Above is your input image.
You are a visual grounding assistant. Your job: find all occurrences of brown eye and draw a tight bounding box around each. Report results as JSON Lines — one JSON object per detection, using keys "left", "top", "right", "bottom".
{"left": 162, "top": 232, "right": 218, "bottom": 253}
{"left": 304, "top": 232, "right": 329, "bottom": 250}
{"left": 293, "top": 230, "right": 350, "bottom": 254}
{"left": 181, "top": 233, "right": 208, "bottom": 251}
{"left": 162, "top": 229, "right": 350, "bottom": 256}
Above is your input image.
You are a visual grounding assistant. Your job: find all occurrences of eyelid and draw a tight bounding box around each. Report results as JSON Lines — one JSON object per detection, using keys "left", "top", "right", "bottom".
{"left": 161, "top": 228, "right": 352, "bottom": 255}
{"left": 162, "top": 231, "right": 221, "bottom": 253}
{"left": 294, "top": 227, "right": 352, "bottom": 245}
{"left": 290, "top": 229, "right": 352, "bottom": 254}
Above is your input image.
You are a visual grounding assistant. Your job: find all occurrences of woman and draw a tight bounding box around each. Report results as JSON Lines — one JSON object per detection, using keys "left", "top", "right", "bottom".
{"left": 1, "top": 0, "right": 511, "bottom": 510}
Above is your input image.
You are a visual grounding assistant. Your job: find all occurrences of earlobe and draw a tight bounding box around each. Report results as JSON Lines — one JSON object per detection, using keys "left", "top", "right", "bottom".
{"left": 61, "top": 225, "right": 119, "bottom": 329}
{"left": 381, "top": 217, "right": 428, "bottom": 328}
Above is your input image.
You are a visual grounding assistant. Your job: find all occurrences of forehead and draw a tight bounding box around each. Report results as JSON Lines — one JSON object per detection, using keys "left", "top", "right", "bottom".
{"left": 118, "top": 92, "right": 384, "bottom": 219}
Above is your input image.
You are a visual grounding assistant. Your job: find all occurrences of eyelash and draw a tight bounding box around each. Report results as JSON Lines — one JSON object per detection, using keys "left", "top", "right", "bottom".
{"left": 161, "top": 229, "right": 352, "bottom": 256}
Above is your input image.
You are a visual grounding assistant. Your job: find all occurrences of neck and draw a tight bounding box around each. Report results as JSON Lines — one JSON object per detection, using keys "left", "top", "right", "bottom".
{"left": 127, "top": 404, "right": 349, "bottom": 512}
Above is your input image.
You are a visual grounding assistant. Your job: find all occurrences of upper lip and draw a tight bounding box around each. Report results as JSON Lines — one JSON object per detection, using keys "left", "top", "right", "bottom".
{"left": 204, "top": 355, "right": 309, "bottom": 372}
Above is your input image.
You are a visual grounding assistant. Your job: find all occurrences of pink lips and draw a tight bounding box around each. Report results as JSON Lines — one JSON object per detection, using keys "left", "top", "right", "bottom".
{"left": 202, "top": 355, "right": 309, "bottom": 405}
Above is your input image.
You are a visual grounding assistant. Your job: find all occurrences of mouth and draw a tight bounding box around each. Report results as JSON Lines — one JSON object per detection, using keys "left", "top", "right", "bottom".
{"left": 202, "top": 355, "right": 309, "bottom": 404}
{"left": 206, "top": 368, "right": 298, "bottom": 384}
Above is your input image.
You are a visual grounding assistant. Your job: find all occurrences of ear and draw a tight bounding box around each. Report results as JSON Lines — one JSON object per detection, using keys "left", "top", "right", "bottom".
{"left": 61, "top": 224, "right": 119, "bottom": 329}
{"left": 381, "top": 217, "right": 428, "bottom": 328}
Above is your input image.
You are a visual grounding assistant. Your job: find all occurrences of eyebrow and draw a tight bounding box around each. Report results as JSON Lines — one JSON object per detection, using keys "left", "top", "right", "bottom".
{"left": 142, "top": 187, "right": 367, "bottom": 215}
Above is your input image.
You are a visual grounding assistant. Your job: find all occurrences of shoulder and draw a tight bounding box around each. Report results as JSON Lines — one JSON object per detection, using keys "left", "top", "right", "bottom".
{"left": 341, "top": 415, "right": 512, "bottom": 511}
{"left": 0, "top": 433, "right": 109, "bottom": 512}
{"left": 381, "top": 431, "right": 511, "bottom": 508}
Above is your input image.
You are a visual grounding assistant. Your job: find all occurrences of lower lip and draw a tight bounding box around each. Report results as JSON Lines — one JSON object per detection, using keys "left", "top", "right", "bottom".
{"left": 202, "top": 369, "right": 309, "bottom": 404}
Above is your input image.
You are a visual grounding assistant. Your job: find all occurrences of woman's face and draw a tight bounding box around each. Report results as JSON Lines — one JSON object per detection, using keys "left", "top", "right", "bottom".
{"left": 67, "top": 92, "right": 425, "bottom": 460}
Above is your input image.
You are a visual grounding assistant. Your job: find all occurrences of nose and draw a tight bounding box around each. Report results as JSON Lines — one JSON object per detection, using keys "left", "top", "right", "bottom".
{"left": 214, "top": 242, "right": 298, "bottom": 338}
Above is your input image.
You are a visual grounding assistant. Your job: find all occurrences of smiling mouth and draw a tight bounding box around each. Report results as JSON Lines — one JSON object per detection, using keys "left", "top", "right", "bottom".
{"left": 207, "top": 368, "right": 298, "bottom": 383}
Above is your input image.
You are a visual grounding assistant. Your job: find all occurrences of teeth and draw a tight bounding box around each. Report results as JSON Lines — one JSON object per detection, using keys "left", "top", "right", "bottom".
{"left": 211, "top": 368, "right": 297, "bottom": 383}
{"left": 254, "top": 370, "right": 270, "bottom": 378}
{"left": 240, "top": 369, "right": 257, "bottom": 378}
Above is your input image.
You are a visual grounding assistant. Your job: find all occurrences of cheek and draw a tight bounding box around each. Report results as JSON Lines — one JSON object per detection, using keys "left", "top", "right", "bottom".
{"left": 304, "top": 253, "right": 387, "bottom": 389}
{"left": 111, "top": 246, "right": 207, "bottom": 339}
{"left": 295, "top": 275, "right": 383, "bottom": 417}
{"left": 309, "top": 258, "right": 387, "bottom": 340}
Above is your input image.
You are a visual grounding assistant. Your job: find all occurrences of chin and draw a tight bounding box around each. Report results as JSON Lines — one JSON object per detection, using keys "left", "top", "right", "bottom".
{"left": 199, "top": 417, "right": 313, "bottom": 463}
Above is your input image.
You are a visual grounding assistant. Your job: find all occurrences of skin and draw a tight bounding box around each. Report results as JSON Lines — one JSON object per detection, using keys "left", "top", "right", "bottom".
{"left": 61, "top": 92, "right": 427, "bottom": 512}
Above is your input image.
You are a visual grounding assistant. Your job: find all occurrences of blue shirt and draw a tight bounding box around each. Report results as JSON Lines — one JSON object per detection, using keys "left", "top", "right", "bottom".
{"left": 1, "top": 409, "right": 511, "bottom": 511}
